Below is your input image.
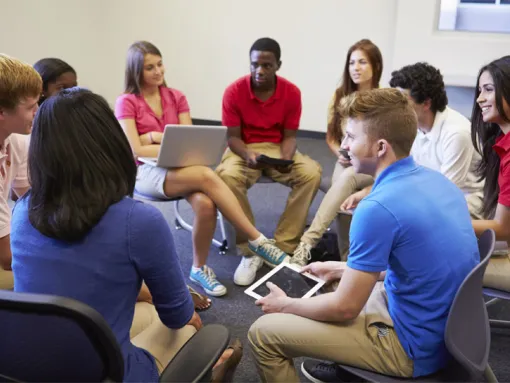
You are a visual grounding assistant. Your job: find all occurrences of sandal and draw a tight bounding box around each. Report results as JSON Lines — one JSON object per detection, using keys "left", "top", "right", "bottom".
{"left": 211, "top": 338, "right": 243, "bottom": 383}
{"left": 188, "top": 285, "right": 212, "bottom": 311}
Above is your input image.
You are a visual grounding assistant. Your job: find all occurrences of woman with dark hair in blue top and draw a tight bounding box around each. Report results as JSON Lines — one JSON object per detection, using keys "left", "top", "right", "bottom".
{"left": 10, "top": 87, "right": 241, "bottom": 381}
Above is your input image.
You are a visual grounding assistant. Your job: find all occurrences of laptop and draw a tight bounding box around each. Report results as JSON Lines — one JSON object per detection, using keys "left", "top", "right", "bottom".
{"left": 138, "top": 124, "right": 228, "bottom": 168}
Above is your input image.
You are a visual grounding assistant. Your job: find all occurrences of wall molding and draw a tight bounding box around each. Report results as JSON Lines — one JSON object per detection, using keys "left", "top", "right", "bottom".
{"left": 192, "top": 118, "right": 326, "bottom": 140}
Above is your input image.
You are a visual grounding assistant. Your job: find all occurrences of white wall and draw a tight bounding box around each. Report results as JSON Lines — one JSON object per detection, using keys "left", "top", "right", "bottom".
{"left": 1, "top": 0, "right": 509, "bottom": 132}
{"left": 145, "top": 0, "right": 399, "bottom": 132}
{"left": 393, "top": 0, "right": 510, "bottom": 88}
{"left": 0, "top": 0, "right": 114, "bottom": 103}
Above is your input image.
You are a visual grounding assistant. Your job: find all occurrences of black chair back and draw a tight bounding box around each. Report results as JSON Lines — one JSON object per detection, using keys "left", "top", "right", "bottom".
{"left": 0, "top": 291, "right": 124, "bottom": 382}
{"left": 444, "top": 229, "right": 495, "bottom": 379}
{"left": 160, "top": 324, "right": 230, "bottom": 382}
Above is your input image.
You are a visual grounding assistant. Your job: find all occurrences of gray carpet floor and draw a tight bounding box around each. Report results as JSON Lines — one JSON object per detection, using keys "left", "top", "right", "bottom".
{"left": 138, "top": 137, "right": 510, "bottom": 382}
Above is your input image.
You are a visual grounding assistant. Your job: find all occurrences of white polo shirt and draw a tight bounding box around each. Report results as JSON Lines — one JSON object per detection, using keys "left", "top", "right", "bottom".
{"left": 411, "top": 107, "right": 484, "bottom": 196}
{"left": 0, "top": 134, "right": 30, "bottom": 238}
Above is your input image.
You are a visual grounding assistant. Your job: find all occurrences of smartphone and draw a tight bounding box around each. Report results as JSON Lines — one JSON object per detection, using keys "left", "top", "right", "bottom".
{"left": 339, "top": 149, "right": 351, "bottom": 160}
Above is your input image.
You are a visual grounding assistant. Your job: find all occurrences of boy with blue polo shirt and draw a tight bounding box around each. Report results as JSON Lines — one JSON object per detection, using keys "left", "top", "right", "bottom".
{"left": 248, "top": 88, "right": 479, "bottom": 382}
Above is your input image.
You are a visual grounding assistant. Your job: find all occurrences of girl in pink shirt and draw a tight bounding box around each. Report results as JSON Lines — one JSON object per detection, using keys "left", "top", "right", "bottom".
{"left": 115, "top": 41, "right": 289, "bottom": 298}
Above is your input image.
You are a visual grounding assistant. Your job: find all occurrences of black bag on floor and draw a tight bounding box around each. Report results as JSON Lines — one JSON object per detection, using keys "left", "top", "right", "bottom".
{"left": 309, "top": 232, "right": 340, "bottom": 263}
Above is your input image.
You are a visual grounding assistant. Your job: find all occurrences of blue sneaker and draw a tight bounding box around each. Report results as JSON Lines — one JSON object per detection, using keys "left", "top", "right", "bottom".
{"left": 248, "top": 239, "right": 290, "bottom": 268}
{"left": 190, "top": 265, "right": 227, "bottom": 297}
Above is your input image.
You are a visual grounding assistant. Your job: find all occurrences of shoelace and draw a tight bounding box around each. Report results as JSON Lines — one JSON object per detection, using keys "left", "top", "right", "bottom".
{"left": 199, "top": 266, "right": 219, "bottom": 287}
{"left": 293, "top": 244, "right": 311, "bottom": 264}
{"left": 259, "top": 239, "right": 285, "bottom": 261}
{"left": 242, "top": 256, "right": 260, "bottom": 268}
{"left": 315, "top": 362, "right": 337, "bottom": 372}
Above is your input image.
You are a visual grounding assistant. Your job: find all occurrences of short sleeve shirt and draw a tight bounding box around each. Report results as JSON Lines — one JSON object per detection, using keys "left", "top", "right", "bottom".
{"left": 114, "top": 86, "right": 190, "bottom": 135}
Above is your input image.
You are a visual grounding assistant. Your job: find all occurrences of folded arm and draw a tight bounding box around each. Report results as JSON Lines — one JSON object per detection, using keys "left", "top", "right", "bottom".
{"left": 119, "top": 119, "right": 161, "bottom": 158}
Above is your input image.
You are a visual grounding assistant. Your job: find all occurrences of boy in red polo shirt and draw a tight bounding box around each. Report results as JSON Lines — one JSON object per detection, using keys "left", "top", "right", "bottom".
{"left": 216, "top": 38, "right": 322, "bottom": 286}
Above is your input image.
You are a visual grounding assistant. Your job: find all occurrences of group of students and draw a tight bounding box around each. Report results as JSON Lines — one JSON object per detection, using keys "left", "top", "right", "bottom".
{"left": 0, "top": 34, "right": 509, "bottom": 382}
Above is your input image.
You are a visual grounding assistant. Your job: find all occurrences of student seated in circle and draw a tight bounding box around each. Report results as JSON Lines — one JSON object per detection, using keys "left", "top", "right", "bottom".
{"left": 33, "top": 58, "right": 77, "bottom": 105}
{"left": 471, "top": 55, "right": 510, "bottom": 292}
{"left": 32, "top": 56, "right": 210, "bottom": 311}
{"left": 115, "top": 41, "right": 289, "bottom": 297}
{"left": 249, "top": 89, "right": 478, "bottom": 382}
{"left": 216, "top": 37, "right": 322, "bottom": 285}
{"left": 10, "top": 87, "right": 241, "bottom": 382}
{"left": 0, "top": 54, "right": 40, "bottom": 290}
{"left": 290, "top": 38, "right": 382, "bottom": 265}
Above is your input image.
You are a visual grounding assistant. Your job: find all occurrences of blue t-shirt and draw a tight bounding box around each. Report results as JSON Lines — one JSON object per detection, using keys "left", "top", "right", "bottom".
{"left": 11, "top": 197, "right": 194, "bottom": 382}
{"left": 347, "top": 157, "right": 479, "bottom": 377}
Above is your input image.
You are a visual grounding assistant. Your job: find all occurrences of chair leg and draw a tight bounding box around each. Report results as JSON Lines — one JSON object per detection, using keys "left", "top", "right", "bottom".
{"left": 216, "top": 213, "right": 229, "bottom": 255}
{"left": 489, "top": 319, "right": 510, "bottom": 329}
{"left": 173, "top": 200, "right": 228, "bottom": 253}
{"left": 486, "top": 297, "right": 501, "bottom": 307}
{"left": 484, "top": 364, "right": 499, "bottom": 383}
{"left": 174, "top": 200, "right": 194, "bottom": 232}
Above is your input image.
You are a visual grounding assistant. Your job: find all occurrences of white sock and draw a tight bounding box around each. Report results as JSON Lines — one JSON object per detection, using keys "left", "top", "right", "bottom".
{"left": 248, "top": 234, "right": 267, "bottom": 248}
{"left": 192, "top": 265, "right": 203, "bottom": 273}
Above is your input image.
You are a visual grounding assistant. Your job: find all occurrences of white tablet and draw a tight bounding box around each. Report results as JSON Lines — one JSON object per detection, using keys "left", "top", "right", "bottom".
{"left": 244, "top": 263, "right": 325, "bottom": 300}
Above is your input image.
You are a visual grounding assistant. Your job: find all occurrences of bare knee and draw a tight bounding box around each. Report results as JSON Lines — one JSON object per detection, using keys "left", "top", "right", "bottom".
{"left": 189, "top": 192, "right": 216, "bottom": 219}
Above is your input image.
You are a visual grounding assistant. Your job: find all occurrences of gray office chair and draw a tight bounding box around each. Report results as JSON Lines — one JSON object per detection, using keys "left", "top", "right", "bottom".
{"left": 304, "top": 229, "right": 498, "bottom": 383}
{"left": 482, "top": 240, "right": 510, "bottom": 329}
{"left": 134, "top": 192, "right": 229, "bottom": 254}
{"left": 484, "top": 287, "right": 510, "bottom": 329}
{"left": 0, "top": 290, "right": 229, "bottom": 382}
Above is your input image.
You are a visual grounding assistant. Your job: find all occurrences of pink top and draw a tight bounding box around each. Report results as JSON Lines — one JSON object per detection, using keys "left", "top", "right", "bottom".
{"left": 114, "top": 86, "right": 190, "bottom": 135}
{"left": 0, "top": 134, "right": 30, "bottom": 238}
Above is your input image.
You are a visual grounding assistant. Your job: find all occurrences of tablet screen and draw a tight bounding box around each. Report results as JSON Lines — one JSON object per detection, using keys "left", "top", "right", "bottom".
{"left": 252, "top": 265, "right": 320, "bottom": 298}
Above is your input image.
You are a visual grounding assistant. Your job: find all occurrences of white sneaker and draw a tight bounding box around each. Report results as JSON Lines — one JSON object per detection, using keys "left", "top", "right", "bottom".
{"left": 233, "top": 255, "right": 263, "bottom": 286}
{"left": 291, "top": 242, "right": 312, "bottom": 267}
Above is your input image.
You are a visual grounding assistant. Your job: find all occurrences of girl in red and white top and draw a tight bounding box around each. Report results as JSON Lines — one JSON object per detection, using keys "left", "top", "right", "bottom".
{"left": 115, "top": 41, "right": 288, "bottom": 298}
{"left": 471, "top": 55, "right": 510, "bottom": 292}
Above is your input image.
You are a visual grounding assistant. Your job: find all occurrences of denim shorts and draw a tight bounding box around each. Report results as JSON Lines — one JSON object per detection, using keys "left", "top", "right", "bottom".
{"left": 135, "top": 164, "right": 169, "bottom": 200}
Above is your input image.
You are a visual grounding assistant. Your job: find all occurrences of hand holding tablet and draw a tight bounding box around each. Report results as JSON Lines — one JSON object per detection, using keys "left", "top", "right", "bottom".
{"left": 255, "top": 154, "right": 294, "bottom": 167}
{"left": 245, "top": 263, "right": 325, "bottom": 300}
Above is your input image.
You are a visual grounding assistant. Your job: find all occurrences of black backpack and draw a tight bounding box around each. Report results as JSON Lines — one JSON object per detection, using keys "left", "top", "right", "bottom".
{"left": 309, "top": 231, "right": 340, "bottom": 263}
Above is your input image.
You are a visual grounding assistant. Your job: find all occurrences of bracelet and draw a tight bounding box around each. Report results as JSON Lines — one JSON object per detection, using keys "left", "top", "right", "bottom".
{"left": 149, "top": 132, "right": 154, "bottom": 144}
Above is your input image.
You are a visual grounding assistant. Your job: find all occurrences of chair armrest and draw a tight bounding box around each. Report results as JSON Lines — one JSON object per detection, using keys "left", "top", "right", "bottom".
{"left": 159, "top": 324, "right": 230, "bottom": 383}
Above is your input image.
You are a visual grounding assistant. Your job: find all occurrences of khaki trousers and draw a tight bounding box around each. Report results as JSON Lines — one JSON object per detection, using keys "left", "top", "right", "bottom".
{"left": 0, "top": 269, "right": 14, "bottom": 290}
{"left": 215, "top": 143, "right": 322, "bottom": 254}
{"left": 484, "top": 254, "right": 510, "bottom": 292}
{"left": 248, "top": 283, "right": 413, "bottom": 382}
{"left": 466, "top": 193, "right": 510, "bottom": 292}
{"left": 301, "top": 163, "right": 373, "bottom": 254}
{"left": 130, "top": 302, "right": 196, "bottom": 374}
